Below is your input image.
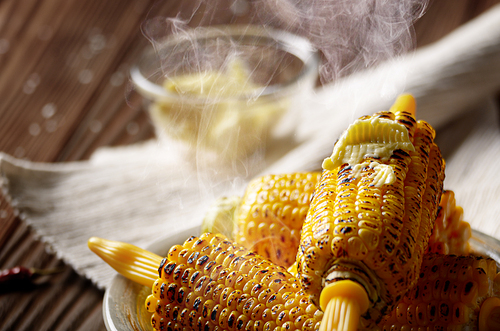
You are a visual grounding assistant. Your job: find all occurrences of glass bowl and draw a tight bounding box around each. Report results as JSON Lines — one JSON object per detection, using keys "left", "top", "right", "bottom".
{"left": 130, "top": 25, "right": 319, "bottom": 160}
{"left": 102, "top": 228, "right": 500, "bottom": 331}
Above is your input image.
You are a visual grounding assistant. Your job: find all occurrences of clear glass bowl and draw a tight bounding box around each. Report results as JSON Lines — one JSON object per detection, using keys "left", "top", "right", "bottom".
{"left": 102, "top": 228, "right": 500, "bottom": 331}
{"left": 130, "top": 25, "right": 319, "bottom": 160}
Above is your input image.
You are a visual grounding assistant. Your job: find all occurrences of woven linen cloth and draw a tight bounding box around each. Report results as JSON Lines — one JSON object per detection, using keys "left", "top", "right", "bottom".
{"left": 2, "top": 4, "right": 500, "bottom": 290}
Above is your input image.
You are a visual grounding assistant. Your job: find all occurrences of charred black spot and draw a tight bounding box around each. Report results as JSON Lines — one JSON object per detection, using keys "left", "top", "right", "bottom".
{"left": 377, "top": 113, "right": 392, "bottom": 119}
{"left": 339, "top": 178, "right": 352, "bottom": 184}
{"left": 181, "top": 269, "right": 190, "bottom": 283}
{"left": 187, "top": 251, "right": 199, "bottom": 264}
{"left": 228, "top": 314, "right": 235, "bottom": 327}
{"left": 177, "top": 287, "right": 185, "bottom": 303}
{"left": 398, "top": 119, "right": 415, "bottom": 126}
{"left": 210, "top": 306, "right": 218, "bottom": 321}
{"left": 464, "top": 281, "right": 474, "bottom": 295}
{"left": 190, "top": 271, "right": 200, "bottom": 284}
{"left": 440, "top": 303, "right": 449, "bottom": 316}
{"left": 160, "top": 283, "right": 166, "bottom": 300}
{"left": 253, "top": 284, "right": 263, "bottom": 293}
{"left": 159, "top": 258, "right": 167, "bottom": 276}
{"left": 340, "top": 227, "right": 353, "bottom": 234}
{"left": 429, "top": 305, "right": 436, "bottom": 317}
{"left": 195, "top": 277, "right": 206, "bottom": 292}
{"left": 443, "top": 280, "right": 450, "bottom": 292}
{"left": 193, "top": 297, "right": 202, "bottom": 311}
{"left": 164, "top": 262, "right": 176, "bottom": 276}
{"left": 197, "top": 255, "right": 209, "bottom": 267}
{"left": 167, "top": 284, "right": 177, "bottom": 302}
{"left": 204, "top": 261, "right": 216, "bottom": 272}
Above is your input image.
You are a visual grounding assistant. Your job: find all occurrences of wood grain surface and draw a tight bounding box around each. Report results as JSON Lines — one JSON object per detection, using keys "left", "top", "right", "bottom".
{"left": 1, "top": 0, "right": 499, "bottom": 330}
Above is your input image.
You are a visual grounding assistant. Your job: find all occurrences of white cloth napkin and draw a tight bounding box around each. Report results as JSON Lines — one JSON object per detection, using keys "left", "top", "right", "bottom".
{"left": 2, "top": 4, "right": 500, "bottom": 290}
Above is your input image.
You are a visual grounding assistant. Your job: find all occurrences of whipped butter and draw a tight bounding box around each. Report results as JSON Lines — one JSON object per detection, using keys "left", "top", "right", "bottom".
{"left": 322, "top": 116, "right": 415, "bottom": 186}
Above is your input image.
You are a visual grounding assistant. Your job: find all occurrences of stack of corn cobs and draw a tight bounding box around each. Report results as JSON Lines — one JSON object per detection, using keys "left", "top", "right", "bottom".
{"left": 89, "top": 95, "right": 500, "bottom": 331}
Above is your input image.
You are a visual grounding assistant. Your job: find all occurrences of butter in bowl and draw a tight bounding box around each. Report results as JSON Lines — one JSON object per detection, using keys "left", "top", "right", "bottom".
{"left": 130, "top": 25, "right": 319, "bottom": 161}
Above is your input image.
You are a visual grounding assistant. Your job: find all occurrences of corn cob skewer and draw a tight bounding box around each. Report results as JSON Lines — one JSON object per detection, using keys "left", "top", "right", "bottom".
{"left": 89, "top": 234, "right": 324, "bottom": 331}
{"left": 296, "top": 94, "right": 446, "bottom": 331}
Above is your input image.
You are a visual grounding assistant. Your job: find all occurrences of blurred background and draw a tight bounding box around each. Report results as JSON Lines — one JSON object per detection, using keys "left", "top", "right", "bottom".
{"left": 1, "top": 0, "right": 499, "bottom": 330}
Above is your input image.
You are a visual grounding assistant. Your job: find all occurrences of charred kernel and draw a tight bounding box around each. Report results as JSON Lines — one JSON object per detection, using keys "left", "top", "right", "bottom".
{"left": 158, "top": 258, "right": 167, "bottom": 276}
{"left": 181, "top": 268, "right": 192, "bottom": 284}
{"left": 210, "top": 304, "right": 221, "bottom": 322}
{"left": 162, "top": 261, "right": 177, "bottom": 280}
{"left": 235, "top": 315, "right": 249, "bottom": 331}
{"left": 145, "top": 233, "right": 324, "bottom": 331}
{"left": 177, "top": 287, "right": 187, "bottom": 304}
{"left": 168, "top": 245, "right": 182, "bottom": 261}
{"left": 166, "top": 283, "right": 177, "bottom": 302}
{"left": 196, "top": 255, "right": 209, "bottom": 268}
{"left": 184, "top": 292, "right": 195, "bottom": 309}
{"left": 227, "top": 290, "right": 242, "bottom": 311}
{"left": 203, "top": 260, "right": 216, "bottom": 272}
{"left": 201, "top": 299, "right": 215, "bottom": 319}
{"left": 192, "top": 297, "right": 203, "bottom": 312}
{"left": 172, "top": 264, "right": 185, "bottom": 281}
{"left": 187, "top": 251, "right": 200, "bottom": 265}
{"left": 218, "top": 308, "right": 230, "bottom": 329}
{"left": 227, "top": 311, "right": 238, "bottom": 328}
{"left": 189, "top": 270, "right": 201, "bottom": 288}
{"left": 242, "top": 297, "right": 257, "bottom": 315}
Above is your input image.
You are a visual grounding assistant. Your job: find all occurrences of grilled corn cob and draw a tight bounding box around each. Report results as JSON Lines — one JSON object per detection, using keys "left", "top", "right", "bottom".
{"left": 88, "top": 233, "right": 324, "bottom": 331}
{"left": 296, "top": 94, "right": 446, "bottom": 331}
{"left": 226, "top": 170, "right": 467, "bottom": 267}
{"left": 233, "top": 172, "right": 321, "bottom": 268}
{"left": 375, "top": 254, "right": 500, "bottom": 331}
{"left": 427, "top": 190, "right": 471, "bottom": 255}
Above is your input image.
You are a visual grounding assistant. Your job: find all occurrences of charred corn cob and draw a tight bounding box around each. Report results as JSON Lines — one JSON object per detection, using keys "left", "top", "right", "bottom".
{"left": 375, "top": 254, "right": 500, "bottom": 331}
{"left": 296, "top": 94, "right": 446, "bottom": 331}
{"left": 88, "top": 233, "right": 324, "bottom": 331}
{"left": 427, "top": 190, "right": 471, "bottom": 255}
{"left": 226, "top": 169, "right": 468, "bottom": 267}
{"left": 233, "top": 172, "right": 321, "bottom": 268}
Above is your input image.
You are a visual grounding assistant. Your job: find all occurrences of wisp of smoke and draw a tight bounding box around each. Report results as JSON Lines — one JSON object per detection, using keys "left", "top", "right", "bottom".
{"left": 142, "top": 0, "right": 429, "bottom": 84}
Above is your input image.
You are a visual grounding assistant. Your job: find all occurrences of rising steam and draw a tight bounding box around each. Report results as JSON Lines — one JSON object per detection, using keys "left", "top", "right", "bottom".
{"left": 142, "top": 0, "right": 429, "bottom": 84}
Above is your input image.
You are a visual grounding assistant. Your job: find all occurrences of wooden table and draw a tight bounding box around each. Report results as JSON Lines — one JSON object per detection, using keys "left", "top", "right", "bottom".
{"left": 1, "top": 0, "right": 499, "bottom": 330}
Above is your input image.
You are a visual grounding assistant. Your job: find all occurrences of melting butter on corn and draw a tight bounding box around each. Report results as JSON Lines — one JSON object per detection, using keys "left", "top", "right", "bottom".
{"left": 322, "top": 116, "right": 415, "bottom": 186}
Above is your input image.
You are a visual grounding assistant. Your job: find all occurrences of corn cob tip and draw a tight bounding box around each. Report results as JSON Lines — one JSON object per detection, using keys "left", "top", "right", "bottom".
{"left": 388, "top": 93, "right": 416, "bottom": 116}
{"left": 318, "top": 280, "right": 369, "bottom": 331}
{"left": 479, "top": 297, "right": 500, "bottom": 331}
{"left": 87, "top": 237, "right": 162, "bottom": 288}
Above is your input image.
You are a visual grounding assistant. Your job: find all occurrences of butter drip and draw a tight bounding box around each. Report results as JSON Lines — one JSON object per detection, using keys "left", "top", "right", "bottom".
{"left": 322, "top": 116, "right": 414, "bottom": 186}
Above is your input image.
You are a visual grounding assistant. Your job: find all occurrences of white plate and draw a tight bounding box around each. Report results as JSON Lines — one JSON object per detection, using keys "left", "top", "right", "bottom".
{"left": 102, "top": 228, "right": 500, "bottom": 331}
{"left": 103, "top": 224, "right": 200, "bottom": 331}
